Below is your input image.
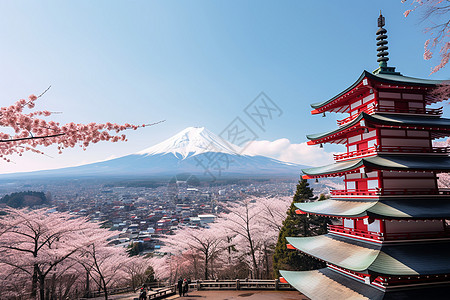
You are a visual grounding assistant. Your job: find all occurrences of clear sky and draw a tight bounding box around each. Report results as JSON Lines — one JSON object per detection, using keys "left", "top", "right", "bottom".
{"left": 0, "top": 0, "right": 449, "bottom": 174}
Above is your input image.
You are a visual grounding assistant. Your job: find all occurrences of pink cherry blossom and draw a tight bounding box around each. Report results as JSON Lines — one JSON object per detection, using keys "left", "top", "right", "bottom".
{"left": 0, "top": 90, "right": 164, "bottom": 162}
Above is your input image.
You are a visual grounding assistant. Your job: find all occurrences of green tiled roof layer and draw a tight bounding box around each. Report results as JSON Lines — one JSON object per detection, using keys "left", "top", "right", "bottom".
{"left": 306, "top": 113, "right": 450, "bottom": 141}
{"left": 302, "top": 155, "right": 450, "bottom": 176}
{"left": 295, "top": 199, "right": 450, "bottom": 218}
{"left": 286, "top": 235, "right": 450, "bottom": 275}
{"left": 280, "top": 268, "right": 450, "bottom": 300}
{"left": 311, "top": 71, "right": 444, "bottom": 109}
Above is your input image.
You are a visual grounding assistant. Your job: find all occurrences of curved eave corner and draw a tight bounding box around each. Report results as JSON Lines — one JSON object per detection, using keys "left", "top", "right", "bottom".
{"left": 294, "top": 201, "right": 374, "bottom": 218}
{"left": 279, "top": 269, "right": 380, "bottom": 300}
{"left": 309, "top": 70, "right": 443, "bottom": 113}
{"left": 302, "top": 158, "right": 363, "bottom": 178}
{"left": 285, "top": 235, "right": 378, "bottom": 273}
{"left": 310, "top": 71, "right": 369, "bottom": 113}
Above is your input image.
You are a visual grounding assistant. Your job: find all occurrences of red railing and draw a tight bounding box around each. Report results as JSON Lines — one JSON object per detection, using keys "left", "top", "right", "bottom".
{"left": 334, "top": 147, "right": 377, "bottom": 161}
{"left": 333, "top": 145, "right": 450, "bottom": 162}
{"left": 328, "top": 225, "right": 450, "bottom": 241}
{"left": 328, "top": 225, "right": 382, "bottom": 240}
{"left": 337, "top": 106, "right": 375, "bottom": 126}
{"left": 330, "top": 189, "right": 380, "bottom": 196}
{"left": 375, "top": 145, "right": 450, "bottom": 154}
{"left": 335, "top": 105, "right": 442, "bottom": 127}
{"left": 375, "top": 106, "right": 443, "bottom": 116}
{"left": 330, "top": 188, "right": 450, "bottom": 196}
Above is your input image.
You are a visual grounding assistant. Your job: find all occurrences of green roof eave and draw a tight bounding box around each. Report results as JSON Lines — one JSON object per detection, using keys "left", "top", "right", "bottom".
{"left": 286, "top": 235, "right": 450, "bottom": 275}
{"left": 295, "top": 199, "right": 450, "bottom": 219}
{"left": 302, "top": 155, "right": 450, "bottom": 176}
{"left": 286, "top": 235, "right": 379, "bottom": 273}
{"left": 280, "top": 269, "right": 381, "bottom": 300}
{"left": 310, "top": 71, "right": 368, "bottom": 109}
{"left": 280, "top": 268, "right": 450, "bottom": 300}
{"left": 310, "top": 70, "right": 444, "bottom": 110}
{"left": 306, "top": 112, "right": 450, "bottom": 142}
{"left": 302, "top": 158, "right": 364, "bottom": 176}
{"left": 306, "top": 112, "right": 364, "bottom": 141}
{"left": 295, "top": 200, "right": 376, "bottom": 218}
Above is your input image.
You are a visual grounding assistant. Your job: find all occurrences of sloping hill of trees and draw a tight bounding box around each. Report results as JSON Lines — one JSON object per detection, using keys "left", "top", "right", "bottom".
{"left": 0, "top": 191, "right": 50, "bottom": 208}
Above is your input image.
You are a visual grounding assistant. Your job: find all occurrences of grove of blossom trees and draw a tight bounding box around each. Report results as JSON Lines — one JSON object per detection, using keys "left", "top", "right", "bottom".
{"left": 0, "top": 208, "right": 153, "bottom": 300}
{"left": 154, "top": 196, "right": 292, "bottom": 283}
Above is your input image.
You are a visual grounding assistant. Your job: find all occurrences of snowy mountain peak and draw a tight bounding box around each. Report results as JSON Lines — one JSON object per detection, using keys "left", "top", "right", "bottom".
{"left": 136, "top": 127, "right": 241, "bottom": 158}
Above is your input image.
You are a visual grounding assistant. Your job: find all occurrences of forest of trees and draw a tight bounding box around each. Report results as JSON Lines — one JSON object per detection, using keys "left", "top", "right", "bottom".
{"left": 0, "top": 208, "right": 153, "bottom": 300}
{"left": 0, "top": 191, "right": 50, "bottom": 208}
{"left": 150, "top": 196, "right": 292, "bottom": 282}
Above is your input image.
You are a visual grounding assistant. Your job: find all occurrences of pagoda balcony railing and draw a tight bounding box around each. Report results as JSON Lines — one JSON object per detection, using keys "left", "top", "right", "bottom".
{"left": 337, "top": 106, "right": 375, "bottom": 126}
{"left": 330, "top": 189, "right": 380, "bottom": 196}
{"left": 334, "top": 147, "right": 377, "bottom": 161}
{"left": 336, "top": 105, "right": 442, "bottom": 127}
{"left": 375, "top": 105, "right": 443, "bottom": 116}
{"left": 330, "top": 188, "right": 450, "bottom": 196}
{"left": 328, "top": 225, "right": 450, "bottom": 241}
{"left": 334, "top": 145, "right": 450, "bottom": 161}
{"left": 328, "top": 224, "right": 381, "bottom": 240}
{"left": 375, "top": 145, "right": 450, "bottom": 154}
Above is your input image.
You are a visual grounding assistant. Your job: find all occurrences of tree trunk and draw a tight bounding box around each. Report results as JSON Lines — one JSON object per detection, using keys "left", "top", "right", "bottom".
{"left": 204, "top": 251, "right": 209, "bottom": 280}
{"left": 101, "top": 275, "right": 108, "bottom": 300}
{"left": 39, "top": 274, "right": 46, "bottom": 300}
{"left": 248, "top": 237, "right": 258, "bottom": 279}
{"left": 264, "top": 245, "right": 270, "bottom": 279}
{"left": 85, "top": 270, "right": 90, "bottom": 297}
{"left": 31, "top": 264, "right": 38, "bottom": 298}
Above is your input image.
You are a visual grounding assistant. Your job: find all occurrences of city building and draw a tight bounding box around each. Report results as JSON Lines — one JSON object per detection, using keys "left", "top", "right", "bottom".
{"left": 280, "top": 13, "right": 450, "bottom": 299}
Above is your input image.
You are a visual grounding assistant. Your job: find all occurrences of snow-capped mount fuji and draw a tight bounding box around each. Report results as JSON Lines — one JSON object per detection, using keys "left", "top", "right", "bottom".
{"left": 0, "top": 127, "right": 305, "bottom": 180}
{"left": 137, "top": 127, "right": 240, "bottom": 158}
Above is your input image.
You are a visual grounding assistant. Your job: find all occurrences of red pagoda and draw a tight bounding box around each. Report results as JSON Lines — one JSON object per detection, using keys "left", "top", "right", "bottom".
{"left": 280, "top": 13, "right": 450, "bottom": 299}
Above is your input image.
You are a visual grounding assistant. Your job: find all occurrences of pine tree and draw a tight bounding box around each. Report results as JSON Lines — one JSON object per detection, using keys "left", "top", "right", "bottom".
{"left": 272, "top": 178, "right": 329, "bottom": 277}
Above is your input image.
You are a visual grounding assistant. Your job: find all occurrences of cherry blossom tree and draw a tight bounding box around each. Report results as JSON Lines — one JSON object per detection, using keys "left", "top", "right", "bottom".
{"left": 122, "top": 256, "right": 155, "bottom": 291}
{"left": 0, "top": 208, "right": 102, "bottom": 299}
{"left": 0, "top": 208, "right": 142, "bottom": 300}
{"left": 403, "top": 0, "right": 450, "bottom": 73}
{"left": 0, "top": 90, "right": 162, "bottom": 162}
{"left": 153, "top": 197, "right": 290, "bottom": 281}
{"left": 213, "top": 197, "right": 291, "bottom": 279}
{"left": 79, "top": 244, "right": 129, "bottom": 300}
{"left": 161, "top": 225, "right": 226, "bottom": 280}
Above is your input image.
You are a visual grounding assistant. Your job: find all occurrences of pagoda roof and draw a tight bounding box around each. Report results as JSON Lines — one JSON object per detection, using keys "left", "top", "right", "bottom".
{"left": 311, "top": 71, "right": 444, "bottom": 111}
{"left": 295, "top": 198, "right": 450, "bottom": 219}
{"left": 286, "top": 234, "right": 450, "bottom": 275}
{"left": 307, "top": 112, "right": 450, "bottom": 144}
{"left": 280, "top": 268, "right": 450, "bottom": 300}
{"left": 302, "top": 154, "right": 450, "bottom": 177}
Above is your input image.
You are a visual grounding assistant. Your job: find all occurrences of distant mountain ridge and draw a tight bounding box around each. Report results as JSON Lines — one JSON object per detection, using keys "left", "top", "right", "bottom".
{"left": 0, "top": 127, "right": 305, "bottom": 180}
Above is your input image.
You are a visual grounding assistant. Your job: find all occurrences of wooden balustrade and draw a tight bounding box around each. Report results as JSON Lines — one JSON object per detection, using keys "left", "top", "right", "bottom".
{"left": 190, "top": 279, "right": 294, "bottom": 291}
{"left": 335, "top": 105, "right": 442, "bottom": 128}
{"left": 330, "top": 188, "right": 450, "bottom": 196}
{"left": 330, "top": 189, "right": 380, "bottom": 196}
{"left": 328, "top": 225, "right": 450, "bottom": 241}
{"left": 334, "top": 145, "right": 450, "bottom": 162}
{"left": 375, "top": 106, "right": 443, "bottom": 115}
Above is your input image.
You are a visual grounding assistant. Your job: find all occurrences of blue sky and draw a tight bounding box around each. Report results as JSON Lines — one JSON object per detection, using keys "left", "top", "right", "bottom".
{"left": 1, "top": 0, "right": 449, "bottom": 173}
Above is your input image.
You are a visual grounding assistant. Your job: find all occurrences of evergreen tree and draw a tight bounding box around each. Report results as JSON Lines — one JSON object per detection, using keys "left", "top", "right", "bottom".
{"left": 127, "top": 242, "right": 144, "bottom": 257}
{"left": 272, "top": 179, "right": 329, "bottom": 277}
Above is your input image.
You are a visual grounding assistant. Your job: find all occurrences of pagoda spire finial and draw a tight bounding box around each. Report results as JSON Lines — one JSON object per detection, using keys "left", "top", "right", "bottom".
{"left": 373, "top": 11, "right": 401, "bottom": 75}
{"left": 376, "top": 11, "right": 389, "bottom": 67}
